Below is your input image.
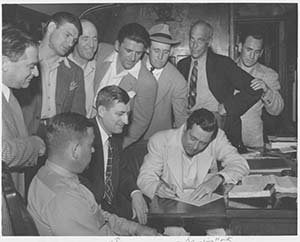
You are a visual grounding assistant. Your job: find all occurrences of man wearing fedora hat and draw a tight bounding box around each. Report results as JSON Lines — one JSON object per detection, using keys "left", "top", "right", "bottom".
{"left": 143, "top": 23, "right": 188, "bottom": 140}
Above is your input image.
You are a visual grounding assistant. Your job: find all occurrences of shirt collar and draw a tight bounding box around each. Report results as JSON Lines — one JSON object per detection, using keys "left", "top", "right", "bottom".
{"left": 68, "top": 53, "right": 96, "bottom": 72}
{"left": 46, "top": 159, "right": 77, "bottom": 179}
{"left": 39, "top": 44, "right": 71, "bottom": 69}
{"left": 96, "top": 116, "right": 110, "bottom": 144}
{"left": 105, "top": 51, "right": 141, "bottom": 79}
{"left": 1, "top": 83, "right": 10, "bottom": 102}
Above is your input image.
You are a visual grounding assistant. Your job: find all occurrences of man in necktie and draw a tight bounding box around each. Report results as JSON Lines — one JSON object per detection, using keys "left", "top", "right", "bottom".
{"left": 2, "top": 26, "right": 45, "bottom": 198}
{"left": 80, "top": 85, "right": 149, "bottom": 225}
{"left": 177, "top": 19, "right": 263, "bottom": 152}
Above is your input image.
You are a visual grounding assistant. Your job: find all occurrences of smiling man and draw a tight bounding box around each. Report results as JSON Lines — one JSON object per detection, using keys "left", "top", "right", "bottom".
{"left": 137, "top": 108, "right": 249, "bottom": 235}
{"left": 80, "top": 85, "right": 149, "bottom": 225}
{"left": 69, "top": 19, "right": 98, "bottom": 118}
{"left": 2, "top": 26, "right": 45, "bottom": 197}
{"left": 93, "top": 23, "right": 157, "bottom": 148}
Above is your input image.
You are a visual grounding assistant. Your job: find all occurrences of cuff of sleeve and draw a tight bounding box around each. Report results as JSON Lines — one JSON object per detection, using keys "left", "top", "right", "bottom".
{"left": 130, "top": 189, "right": 142, "bottom": 198}
{"left": 261, "top": 88, "right": 273, "bottom": 105}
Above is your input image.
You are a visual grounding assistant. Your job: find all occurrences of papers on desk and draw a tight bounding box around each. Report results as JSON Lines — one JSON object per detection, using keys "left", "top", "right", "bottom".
{"left": 174, "top": 189, "right": 223, "bottom": 207}
{"left": 268, "top": 136, "right": 297, "bottom": 153}
{"left": 242, "top": 174, "right": 297, "bottom": 193}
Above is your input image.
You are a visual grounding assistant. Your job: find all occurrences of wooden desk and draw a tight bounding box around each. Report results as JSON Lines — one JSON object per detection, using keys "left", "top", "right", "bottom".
{"left": 147, "top": 196, "right": 226, "bottom": 234}
{"left": 227, "top": 155, "right": 297, "bottom": 235}
{"left": 147, "top": 156, "right": 297, "bottom": 235}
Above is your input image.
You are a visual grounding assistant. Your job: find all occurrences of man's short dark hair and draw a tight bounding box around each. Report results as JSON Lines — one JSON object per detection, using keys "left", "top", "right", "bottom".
{"left": 2, "top": 25, "right": 38, "bottom": 62}
{"left": 186, "top": 108, "right": 218, "bottom": 140}
{"left": 46, "top": 112, "right": 94, "bottom": 155}
{"left": 240, "top": 27, "right": 265, "bottom": 46}
{"left": 45, "top": 12, "right": 82, "bottom": 35}
{"left": 95, "top": 85, "right": 130, "bottom": 110}
{"left": 117, "top": 23, "right": 150, "bottom": 49}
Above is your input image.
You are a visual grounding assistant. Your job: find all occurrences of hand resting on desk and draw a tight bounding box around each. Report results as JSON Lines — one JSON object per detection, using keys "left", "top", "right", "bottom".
{"left": 190, "top": 174, "right": 223, "bottom": 200}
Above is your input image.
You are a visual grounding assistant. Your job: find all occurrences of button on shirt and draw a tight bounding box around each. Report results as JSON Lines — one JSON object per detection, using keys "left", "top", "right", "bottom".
{"left": 95, "top": 51, "right": 141, "bottom": 102}
{"left": 68, "top": 54, "right": 96, "bottom": 118}
{"left": 188, "top": 56, "right": 219, "bottom": 112}
{"left": 40, "top": 56, "right": 71, "bottom": 119}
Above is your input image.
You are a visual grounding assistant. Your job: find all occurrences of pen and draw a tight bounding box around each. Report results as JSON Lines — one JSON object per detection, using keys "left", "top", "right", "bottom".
{"left": 159, "top": 176, "right": 179, "bottom": 198}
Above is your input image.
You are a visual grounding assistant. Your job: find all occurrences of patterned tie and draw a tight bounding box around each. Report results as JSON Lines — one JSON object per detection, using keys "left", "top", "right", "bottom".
{"left": 188, "top": 60, "right": 198, "bottom": 109}
{"left": 104, "top": 137, "right": 114, "bottom": 205}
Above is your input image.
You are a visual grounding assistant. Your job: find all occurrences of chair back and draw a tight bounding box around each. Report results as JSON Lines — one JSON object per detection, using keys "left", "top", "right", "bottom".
{"left": 2, "top": 162, "right": 39, "bottom": 236}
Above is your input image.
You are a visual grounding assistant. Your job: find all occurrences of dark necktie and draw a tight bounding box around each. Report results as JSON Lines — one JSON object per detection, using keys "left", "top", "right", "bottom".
{"left": 150, "top": 65, "right": 155, "bottom": 73}
{"left": 188, "top": 60, "right": 198, "bottom": 109}
{"left": 104, "top": 137, "right": 113, "bottom": 205}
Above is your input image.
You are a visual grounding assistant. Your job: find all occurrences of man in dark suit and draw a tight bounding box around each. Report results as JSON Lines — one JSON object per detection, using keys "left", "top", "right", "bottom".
{"left": 177, "top": 19, "right": 263, "bottom": 151}
{"left": 80, "top": 85, "right": 148, "bottom": 225}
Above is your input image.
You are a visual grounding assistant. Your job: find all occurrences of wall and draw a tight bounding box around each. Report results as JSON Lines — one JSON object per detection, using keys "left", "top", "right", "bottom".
{"left": 86, "top": 3, "right": 230, "bottom": 60}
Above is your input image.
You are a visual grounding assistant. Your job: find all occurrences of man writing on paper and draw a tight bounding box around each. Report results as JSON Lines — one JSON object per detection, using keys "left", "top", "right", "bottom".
{"left": 137, "top": 108, "right": 249, "bottom": 235}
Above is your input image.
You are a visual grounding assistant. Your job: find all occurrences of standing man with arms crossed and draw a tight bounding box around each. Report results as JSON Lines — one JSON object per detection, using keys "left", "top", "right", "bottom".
{"left": 80, "top": 85, "right": 149, "bottom": 225}
{"left": 177, "top": 19, "right": 263, "bottom": 152}
{"left": 2, "top": 26, "right": 45, "bottom": 197}
{"left": 27, "top": 112, "right": 159, "bottom": 235}
{"left": 93, "top": 23, "right": 157, "bottom": 148}
{"left": 69, "top": 19, "right": 98, "bottom": 118}
{"left": 236, "top": 28, "right": 284, "bottom": 147}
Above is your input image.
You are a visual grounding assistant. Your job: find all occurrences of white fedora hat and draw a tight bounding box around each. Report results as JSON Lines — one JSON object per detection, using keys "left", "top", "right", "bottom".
{"left": 149, "top": 23, "right": 180, "bottom": 45}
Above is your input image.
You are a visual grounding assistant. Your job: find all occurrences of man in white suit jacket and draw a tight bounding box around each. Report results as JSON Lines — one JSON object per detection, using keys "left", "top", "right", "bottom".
{"left": 137, "top": 108, "right": 249, "bottom": 235}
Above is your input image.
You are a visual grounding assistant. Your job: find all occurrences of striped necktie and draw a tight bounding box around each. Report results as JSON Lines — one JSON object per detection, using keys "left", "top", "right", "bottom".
{"left": 188, "top": 60, "right": 198, "bottom": 109}
{"left": 104, "top": 137, "right": 114, "bottom": 205}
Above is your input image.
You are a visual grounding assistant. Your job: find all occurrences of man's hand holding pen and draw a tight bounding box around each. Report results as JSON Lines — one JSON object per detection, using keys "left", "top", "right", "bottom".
{"left": 155, "top": 176, "right": 179, "bottom": 199}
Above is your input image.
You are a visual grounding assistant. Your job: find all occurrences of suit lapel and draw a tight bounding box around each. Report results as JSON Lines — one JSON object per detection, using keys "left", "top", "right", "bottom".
{"left": 155, "top": 64, "right": 171, "bottom": 105}
{"left": 94, "top": 60, "right": 111, "bottom": 92}
{"left": 165, "top": 128, "right": 184, "bottom": 191}
{"left": 56, "top": 62, "right": 71, "bottom": 113}
{"left": 119, "top": 73, "right": 137, "bottom": 92}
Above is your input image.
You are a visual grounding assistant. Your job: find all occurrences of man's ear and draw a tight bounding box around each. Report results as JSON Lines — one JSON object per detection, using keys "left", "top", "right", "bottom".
{"left": 97, "top": 105, "right": 106, "bottom": 118}
{"left": 238, "top": 42, "right": 243, "bottom": 53}
{"left": 259, "top": 49, "right": 264, "bottom": 58}
{"left": 71, "top": 142, "right": 80, "bottom": 160}
{"left": 47, "top": 21, "right": 57, "bottom": 34}
{"left": 114, "top": 40, "right": 120, "bottom": 52}
{"left": 2, "top": 56, "right": 10, "bottom": 72}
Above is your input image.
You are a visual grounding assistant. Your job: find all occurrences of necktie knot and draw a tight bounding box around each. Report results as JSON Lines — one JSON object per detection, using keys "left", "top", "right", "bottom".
{"left": 150, "top": 65, "right": 155, "bottom": 73}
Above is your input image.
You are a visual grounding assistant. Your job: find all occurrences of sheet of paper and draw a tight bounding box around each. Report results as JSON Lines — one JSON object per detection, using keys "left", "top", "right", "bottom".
{"left": 174, "top": 189, "right": 223, "bottom": 207}
{"left": 242, "top": 174, "right": 297, "bottom": 193}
